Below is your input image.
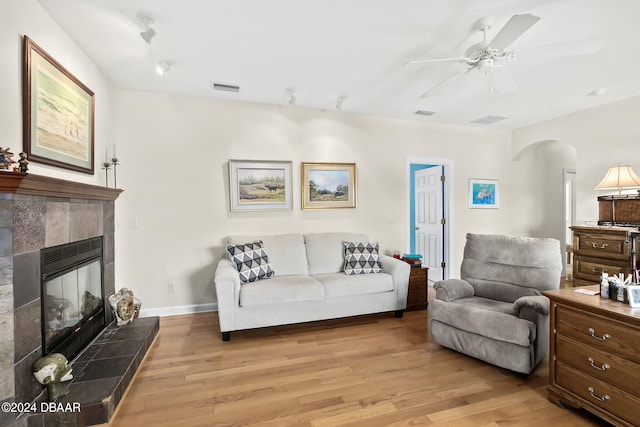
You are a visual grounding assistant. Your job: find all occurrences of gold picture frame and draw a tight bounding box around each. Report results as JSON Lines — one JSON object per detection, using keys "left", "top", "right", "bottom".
{"left": 301, "top": 162, "right": 356, "bottom": 210}
{"left": 23, "top": 36, "right": 95, "bottom": 174}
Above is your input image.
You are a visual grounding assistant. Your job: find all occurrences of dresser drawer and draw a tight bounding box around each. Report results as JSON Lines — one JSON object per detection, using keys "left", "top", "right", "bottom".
{"left": 573, "top": 255, "right": 628, "bottom": 282}
{"left": 409, "top": 268, "right": 427, "bottom": 280}
{"left": 573, "top": 231, "right": 630, "bottom": 261}
{"left": 556, "top": 335, "right": 640, "bottom": 396}
{"left": 556, "top": 306, "right": 640, "bottom": 362}
{"left": 556, "top": 363, "right": 640, "bottom": 426}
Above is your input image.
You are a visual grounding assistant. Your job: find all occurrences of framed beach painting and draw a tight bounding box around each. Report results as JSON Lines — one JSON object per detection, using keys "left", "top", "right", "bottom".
{"left": 468, "top": 178, "right": 499, "bottom": 209}
{"left": 23, "top": 36, "right": 95, "bottom": 174}
{"left": 229, "top": 160, "right": 293, "bottom": 212}
{"left": 301, "top": 162, "right": 356, "bottom": 209}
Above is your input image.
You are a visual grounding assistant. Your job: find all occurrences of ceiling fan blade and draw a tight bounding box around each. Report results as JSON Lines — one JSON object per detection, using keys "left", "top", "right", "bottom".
{"left": 520, "top": 38, "right": 603, "bottom": 61}
{"left": 405, "top": 57, "right": 468, "bottom": 65}
{"left": 420, "top": 68, "right": 472, "bottom": 98}
{"left": 489, "top": 14, "right": 540, "bottom": 51}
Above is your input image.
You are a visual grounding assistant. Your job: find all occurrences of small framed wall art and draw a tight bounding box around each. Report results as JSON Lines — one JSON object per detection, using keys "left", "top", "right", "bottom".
{"left": 301, "top": 162, "right": 356, "bottom": 209}
{"left": 23, "top": 36, "right": 95, "bottom": 174}
{"left": 228, "top": 159, "right": 293, "bottom": 212}
{"left": 468, "top": 178, "right": 499, "bottom": 209}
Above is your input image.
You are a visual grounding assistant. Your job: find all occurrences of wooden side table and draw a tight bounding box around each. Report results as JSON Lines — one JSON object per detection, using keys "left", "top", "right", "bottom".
{"left": 406, "top": 267, "right": 428, "bottom": 311}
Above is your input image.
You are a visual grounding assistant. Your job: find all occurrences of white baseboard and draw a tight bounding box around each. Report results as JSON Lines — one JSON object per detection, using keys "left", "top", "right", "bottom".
{"left": 138, "top": 303, "right": 218, "bottom": 318}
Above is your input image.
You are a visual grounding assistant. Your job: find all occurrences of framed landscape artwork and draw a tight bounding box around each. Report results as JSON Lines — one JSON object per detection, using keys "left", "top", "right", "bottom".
{"left": 468, "top": 178, "right": 499, "bottom": 209}
{"left": 302, "top": 162, "right": 356, "bottom": 209}
{"left": 229, "top": 160, "right": 293, "bottom": 211}
{"left": 23, "top": 36, "right": 95, "bottom": 174}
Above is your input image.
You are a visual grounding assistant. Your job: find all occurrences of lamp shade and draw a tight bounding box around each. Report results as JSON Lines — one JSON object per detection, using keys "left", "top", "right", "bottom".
{"left": 594, "top": 164, "right": 640, "bottom": 193}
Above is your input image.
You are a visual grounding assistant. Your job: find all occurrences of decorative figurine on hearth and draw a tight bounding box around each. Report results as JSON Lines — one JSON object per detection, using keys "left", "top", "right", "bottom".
{"left": 32, "top": 353, "right": 74, "bottom": 401}
{"left": 18, "top": 151, "right": 29, "bottom": 173}
{"left": 108, "top": 287, "right": 136, "bottom": 326}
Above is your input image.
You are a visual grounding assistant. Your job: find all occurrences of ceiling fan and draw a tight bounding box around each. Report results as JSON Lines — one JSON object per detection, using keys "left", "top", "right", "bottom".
{"left": 407, "top": 14, "right": 541, "bottom": 97}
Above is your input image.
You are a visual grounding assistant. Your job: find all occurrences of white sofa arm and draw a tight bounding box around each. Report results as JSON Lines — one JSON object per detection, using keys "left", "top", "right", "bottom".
{"left": 380, "top": 255, "right": 411, "bottom": 308}
{"left": 214, "top": 259, "right": 241, "bottom": 333}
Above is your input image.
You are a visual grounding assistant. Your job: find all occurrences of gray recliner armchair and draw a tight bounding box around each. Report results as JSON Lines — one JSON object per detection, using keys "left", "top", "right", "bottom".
{"left": 428, "top": 233, "right": 562, "bottom": 375}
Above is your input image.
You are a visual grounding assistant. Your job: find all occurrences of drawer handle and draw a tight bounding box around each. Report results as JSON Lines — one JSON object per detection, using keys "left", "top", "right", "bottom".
{"left": 591, "top": 267, "right": 608, "bottom": 273}
{"left": 591, "top": 242, "right": 609, "bottom": 249}
{"left": 588, "top": 387, "right": 610, "bottom": 402}
{"left": 588, "top": 357, "right": 610, "bottom": 371}
{"left": 588, "top": 328, "right": 611, "bottom": 341}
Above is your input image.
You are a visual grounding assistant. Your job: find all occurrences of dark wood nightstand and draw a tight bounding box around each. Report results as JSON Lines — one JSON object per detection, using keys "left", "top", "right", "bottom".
{"left": 406, "top": 267, "right": 428, "bottom": 311}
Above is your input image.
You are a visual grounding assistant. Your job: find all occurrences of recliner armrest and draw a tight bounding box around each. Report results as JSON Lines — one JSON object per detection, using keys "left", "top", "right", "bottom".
{"left": 434, "top": 279, "right": 474, "bottom": 301}
{"left": 513, "top": 295, "right": 550, "bottom": 317}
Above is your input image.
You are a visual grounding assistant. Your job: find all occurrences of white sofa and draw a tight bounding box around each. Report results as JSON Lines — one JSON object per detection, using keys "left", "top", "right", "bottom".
{"left": 214, "top": 232, "right": 411, "bottom": 341}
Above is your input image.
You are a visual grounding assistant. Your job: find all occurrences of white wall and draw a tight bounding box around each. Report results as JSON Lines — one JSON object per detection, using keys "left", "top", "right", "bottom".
{"left": 115, "top": 90, "right": 517, "bottom": 311}
{"left": 513, "top": 95, "right": 640, "bottom": 226}
{"left": 0, "top": 0, "right": 116, "bottom": 186}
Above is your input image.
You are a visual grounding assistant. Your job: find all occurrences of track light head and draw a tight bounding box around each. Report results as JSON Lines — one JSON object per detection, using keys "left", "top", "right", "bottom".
{"left": 286, "top": 88, "right": 296, "bottom": 105}
{"left": 156, "top": 61, "right": 170, "bottom": 76}
{"left": 140, "top": 27, "right": 156, "bottom": 44}
{"left": 137, "top": 11, "right": 156, "bottom": 44}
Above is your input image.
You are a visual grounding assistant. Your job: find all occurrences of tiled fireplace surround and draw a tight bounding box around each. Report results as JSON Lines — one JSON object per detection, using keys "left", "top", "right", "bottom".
{"left": 0, "top": 173, "right": 158, "bottom": 426}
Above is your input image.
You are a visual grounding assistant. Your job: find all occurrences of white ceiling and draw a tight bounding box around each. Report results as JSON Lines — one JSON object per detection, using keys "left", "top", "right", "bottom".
{"left": 37, "top": 0, "right": 640, "bottom": 129}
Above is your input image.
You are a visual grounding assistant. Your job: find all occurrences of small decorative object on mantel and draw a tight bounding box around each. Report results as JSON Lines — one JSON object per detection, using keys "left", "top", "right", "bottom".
{"left": 101, "top": 161, "right": 112, "bottom": 188}
{"left": 111, "top": 156, "right": 120, "bottom": 188}
{"left": 0, "top": 147, "right": 18, "bottom": 171}
{"left": 108, "top": 287, "right": 140, "bottom": 326}
{"left": 18, "top": 152, "right": 29, "bottom": 173}
{"left": 32, "top": 353, "right": 74, "bottom": 401}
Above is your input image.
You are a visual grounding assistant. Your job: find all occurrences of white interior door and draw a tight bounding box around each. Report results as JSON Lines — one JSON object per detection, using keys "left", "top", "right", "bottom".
{"left": 415, "top": 166, "right": 443, "bottom": 281}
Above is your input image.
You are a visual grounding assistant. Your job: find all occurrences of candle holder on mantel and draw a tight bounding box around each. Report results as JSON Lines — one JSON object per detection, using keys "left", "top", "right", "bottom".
{"left": 111, "top": 157, "right": 119, "bottom": 188}
{"left": 101, "top": 161, "right": 112, "bottom": 187}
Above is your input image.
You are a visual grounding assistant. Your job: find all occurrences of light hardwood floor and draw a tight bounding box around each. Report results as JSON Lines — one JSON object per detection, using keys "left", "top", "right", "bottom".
{"left": 109, "top": 299, "right": 609, "bottom": 426}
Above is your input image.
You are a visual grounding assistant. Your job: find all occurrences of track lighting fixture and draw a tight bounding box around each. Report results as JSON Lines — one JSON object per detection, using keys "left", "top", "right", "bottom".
{"left": 137, "top": 11, "right": 156, "bottom": 44}
{"left": 335, "top": 95, "right": 347, "bottom": 110}
{"left": 286, "top": 88, "right": 296, "bottom": 105}
{"left": 156, "top": 61, "right": 170, "bottom": 76}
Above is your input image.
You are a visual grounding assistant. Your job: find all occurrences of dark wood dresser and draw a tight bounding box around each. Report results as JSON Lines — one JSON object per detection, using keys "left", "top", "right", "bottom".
{"left": 544, "top": 286, "right": 640, "bottom": 427}
{"left": 570, "top": 225, "right": 638, "bottom": 287}
{"left": 406, "top": 267, "right": 428, "bottom": 311}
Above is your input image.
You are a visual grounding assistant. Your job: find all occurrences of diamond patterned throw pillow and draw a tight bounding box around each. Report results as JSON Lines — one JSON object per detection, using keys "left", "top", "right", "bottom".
{"left": 343, "top": 241, "right": 383, "bottom": 275}
{"left": 226, "top": 240, "right": 274, "bottom": 283}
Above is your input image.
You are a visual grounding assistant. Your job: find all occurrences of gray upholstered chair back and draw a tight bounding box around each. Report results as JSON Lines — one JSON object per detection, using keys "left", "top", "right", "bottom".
{"left": 461, "top": 233, "right": 562, "bottom": 303}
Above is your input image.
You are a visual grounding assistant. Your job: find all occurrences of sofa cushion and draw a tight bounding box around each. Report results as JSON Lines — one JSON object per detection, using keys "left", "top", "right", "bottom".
{"left": 226, "top": 240, "right": 274, "bottom": 283}
{"left": 227, "top": 234, "right": 308, "bottom": 276}
{"left": 312, "top": 272, "right": 393, "bottom": 298}
{"left": 239, "top": 275, "right": 324, "bottom": 307}
{"left": 305, "top": 233, "right": 369, "bottom": 275}
{"left": 343, "top": 241, "right": 382, "bottom": 275}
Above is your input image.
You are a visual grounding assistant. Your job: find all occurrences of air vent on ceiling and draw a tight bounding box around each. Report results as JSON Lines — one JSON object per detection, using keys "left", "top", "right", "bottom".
{"left": 414, "top": 110, "right": 437, "bottom": 116}
{"left": 212, "top": 82, "right": 240, "bottom": 92}
{"left": 470, "top": 115, "right": 508, "bottom": 125}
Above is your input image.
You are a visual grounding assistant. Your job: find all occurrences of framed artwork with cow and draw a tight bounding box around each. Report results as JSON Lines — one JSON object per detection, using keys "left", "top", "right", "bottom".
{"left": 229, "top": 159, "right": 293, "bottom": 212}
{"left": 301, "top": 162, "right": 356, "bottom": 210}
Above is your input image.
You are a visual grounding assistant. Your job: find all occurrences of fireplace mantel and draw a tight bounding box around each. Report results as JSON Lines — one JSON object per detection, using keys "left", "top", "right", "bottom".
{"left": 0, "top": 172, "right": 122, "bottom": 200}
